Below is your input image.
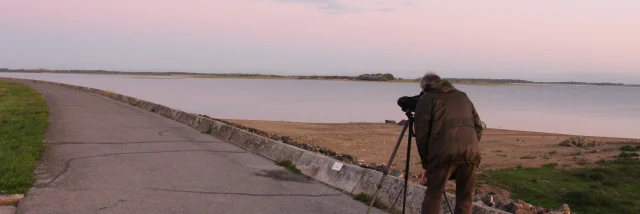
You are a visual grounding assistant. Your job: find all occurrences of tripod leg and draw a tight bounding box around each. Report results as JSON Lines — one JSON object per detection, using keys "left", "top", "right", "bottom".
{"left": 444, "top": 192, "right": 454, "bottom": 214}
{"left": 366, "top": 121, "right": 409, "bottom": 214}
{"left": 402, "top": 120, "right": 413, "bottom": 214}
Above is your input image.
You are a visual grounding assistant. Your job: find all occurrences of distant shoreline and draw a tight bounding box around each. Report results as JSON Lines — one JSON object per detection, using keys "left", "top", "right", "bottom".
{"left": 1, "top": 68, "right": 638, "bottom": 87}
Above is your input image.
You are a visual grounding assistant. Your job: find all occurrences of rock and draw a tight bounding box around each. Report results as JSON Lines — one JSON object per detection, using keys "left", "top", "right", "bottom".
{"left": 415, "top": 178, "right": 455, "bottom": 192}
{"left": 384, "top": 120, "right": 396, "bottom": 123}
{"left": 445, "top": 181, "right": 456, "bottom": 193}
{"left": 559, "top": 204, "right": 571, "bottom": 214}
{"left": 197, "top": 114, "right": 212, "bottom": 119}
{"left": 482, "top": 192, "right": 511, "bottom": 210}
{"left": 536, "top": 208, "right": 553, "bottom": 214}
{"left": 373, "top": 163, "right": 387, "bottom": 172}
{"left": 558, "top": 137, "right": 581, "bottom": 147}
{"left": 473, "top": 194, "right": 484, "bottom": 203}
{"left": 483, "top": 195, "right": 495, "bottom": 207}
{"left": 559, "top": 137, "right": 605, "bottom": 147}
{"left": 486, "top": 198, "right": 570, "bottom": 214}
{"left": 0, "top": 194, "right": 23, "bottom": 206}
{"left": 398, "top": 120, "right": 408, "bottom": 126}
{"left": 473, "top": 186, "right": 568, "bottom": 214}
{"left": 496, "top": 199, "right": 539, "bottom": 214}
{"left": 544, "top": 204, "right": 571, "bottom": 214}
{"left": 591, "top": 141, "right": 606, "bottom": 147}
{"left": 0, "top": 206, "right": 17, "bottom": 214}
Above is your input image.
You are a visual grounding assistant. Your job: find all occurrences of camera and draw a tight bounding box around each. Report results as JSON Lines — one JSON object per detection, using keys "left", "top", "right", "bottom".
{"left": 397, "top": 92, "right": 423, "bottom": 113}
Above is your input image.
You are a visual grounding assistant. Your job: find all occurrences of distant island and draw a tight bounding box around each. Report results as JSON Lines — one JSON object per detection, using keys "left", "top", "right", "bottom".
{"left": 1, "top": 68, "right": 638, "bottom": 87}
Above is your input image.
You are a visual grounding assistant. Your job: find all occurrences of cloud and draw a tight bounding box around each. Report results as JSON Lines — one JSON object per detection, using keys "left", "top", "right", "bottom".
{"left": 272, "top": 0, "right": 413, "bottom": 14}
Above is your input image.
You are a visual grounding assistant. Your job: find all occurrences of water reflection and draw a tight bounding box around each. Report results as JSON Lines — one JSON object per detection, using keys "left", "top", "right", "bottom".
{"left": 1, "top": 72, "right": 638, "bottom": 138}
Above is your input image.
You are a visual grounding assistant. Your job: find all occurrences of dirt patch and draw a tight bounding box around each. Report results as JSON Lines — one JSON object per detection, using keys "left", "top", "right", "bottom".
{"left": 226, "top": 119, "right": 639, "bottom": 178}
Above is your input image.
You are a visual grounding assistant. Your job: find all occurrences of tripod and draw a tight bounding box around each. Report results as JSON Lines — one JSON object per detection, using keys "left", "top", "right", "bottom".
{"left": 366, "top": 111, "right": 453, "bottom": 214}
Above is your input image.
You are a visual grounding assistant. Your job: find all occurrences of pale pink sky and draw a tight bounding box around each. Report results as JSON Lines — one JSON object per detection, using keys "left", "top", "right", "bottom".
{"left": 1, "top": 0, "right": 639, "bottom": 83}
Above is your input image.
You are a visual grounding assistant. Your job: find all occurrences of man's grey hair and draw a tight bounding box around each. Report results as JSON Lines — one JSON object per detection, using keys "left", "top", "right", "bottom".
{"left": 420, "top": 72, "right": 441, "bottom": 89}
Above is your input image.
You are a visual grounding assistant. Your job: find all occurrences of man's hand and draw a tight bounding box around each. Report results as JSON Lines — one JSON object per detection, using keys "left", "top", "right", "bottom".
{"left": 419, "top": 170, "right": 427, "bottom": 186}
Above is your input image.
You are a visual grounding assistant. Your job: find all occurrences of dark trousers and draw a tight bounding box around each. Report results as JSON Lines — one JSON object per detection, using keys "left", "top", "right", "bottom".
{"left": 422, "top": 163, "right": 477, "bottom": 214}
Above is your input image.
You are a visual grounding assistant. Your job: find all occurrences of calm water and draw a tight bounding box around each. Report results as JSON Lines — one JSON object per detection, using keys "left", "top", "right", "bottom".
{"left": 2, "top": 72, "right": 639, "bottom": 139}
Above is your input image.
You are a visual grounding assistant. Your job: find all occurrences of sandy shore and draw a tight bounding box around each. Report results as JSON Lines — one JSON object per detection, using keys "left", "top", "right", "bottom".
{"left": 226, "top": 119, "right": 639, "bottom": 176}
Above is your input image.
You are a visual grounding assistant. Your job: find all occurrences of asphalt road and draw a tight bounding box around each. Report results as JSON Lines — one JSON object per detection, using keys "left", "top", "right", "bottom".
{"left": 15, "top": 81, "right": 387, "bottom": 214}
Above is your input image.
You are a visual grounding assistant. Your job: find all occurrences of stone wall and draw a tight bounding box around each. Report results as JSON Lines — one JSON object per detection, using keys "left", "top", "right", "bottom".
{"left": 2, "top": 77, "right": 510, "bottom": 214}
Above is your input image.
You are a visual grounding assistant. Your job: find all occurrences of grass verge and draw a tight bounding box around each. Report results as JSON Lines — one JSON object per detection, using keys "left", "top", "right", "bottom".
{"left": 0, "top": 80, "right": 48, "bottom": 194}
{"left": 478, "top": 156, "right": 640, "bottom": 214}
{"left": 275, "top": 160, "right": 302, "bottom": 174}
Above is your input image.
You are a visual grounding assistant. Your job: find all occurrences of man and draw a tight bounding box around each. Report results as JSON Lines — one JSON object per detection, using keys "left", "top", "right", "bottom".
{"left": 414, "top": 72, "right": 483, "bottom": 214}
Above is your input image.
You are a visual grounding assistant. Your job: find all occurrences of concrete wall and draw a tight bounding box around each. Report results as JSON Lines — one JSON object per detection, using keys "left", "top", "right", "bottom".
{"left": 3, "top": 78, "right": 510, "bottom": 214}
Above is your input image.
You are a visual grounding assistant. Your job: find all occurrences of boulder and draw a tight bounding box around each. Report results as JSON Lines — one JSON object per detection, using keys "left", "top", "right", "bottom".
{"left": 385, "top": 120, "right": 396, "bottom": 124}
{"left": 398, "top": 120, "right": 408, "bottom": 126}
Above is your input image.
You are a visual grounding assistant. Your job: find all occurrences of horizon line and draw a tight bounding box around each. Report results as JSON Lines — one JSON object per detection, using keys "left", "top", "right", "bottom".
{"left": 1, "top": 68, "right": 638, "bottom": 87}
